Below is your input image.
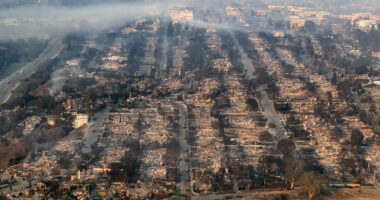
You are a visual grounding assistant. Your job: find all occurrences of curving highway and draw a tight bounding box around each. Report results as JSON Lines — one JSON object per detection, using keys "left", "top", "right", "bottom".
{"left": 0, "top": 36, "right": 64, "bottom": 104}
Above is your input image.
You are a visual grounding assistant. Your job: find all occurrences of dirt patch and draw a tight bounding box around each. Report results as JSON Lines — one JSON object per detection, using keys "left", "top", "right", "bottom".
{"left": 325, "top": 187, "right": 380, "bottom": 200}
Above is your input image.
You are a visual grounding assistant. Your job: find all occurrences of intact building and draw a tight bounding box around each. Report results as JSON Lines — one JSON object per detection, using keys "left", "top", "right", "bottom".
{"left": 73, "top": 114, "right": 88, "bottom": 129}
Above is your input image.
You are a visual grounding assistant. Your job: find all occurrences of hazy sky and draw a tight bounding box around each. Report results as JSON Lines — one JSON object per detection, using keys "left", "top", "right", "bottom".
{"left": 0, "top": 0, "right": 220, "bottom": 40}
{"left": 0, "top": 1, "right": 172, "bottom": 40}
{"left": 0, "top": 0, "right": 379, "bottom": 41}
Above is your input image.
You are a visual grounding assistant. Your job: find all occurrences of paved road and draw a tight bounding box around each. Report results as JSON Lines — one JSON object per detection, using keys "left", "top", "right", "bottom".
{"left": 228, "top": 31, "right": 255, "bottom": 77}
{"left": 229, "top": 31, "right": 287, "bottom": 140}
{"left": 160, "top": 30, "right": 169, "bottom": 71}
{"left": 177, "top": 102, "right": 191, "bottom": 195}
{"left": 258, "top": 89, "right": 287, "bottom": 140}
{"left": 83, "top": 106, "right": 111, "bottom": 153}
{"left": 0, "top": 36, "right": 64, "bottom": 104}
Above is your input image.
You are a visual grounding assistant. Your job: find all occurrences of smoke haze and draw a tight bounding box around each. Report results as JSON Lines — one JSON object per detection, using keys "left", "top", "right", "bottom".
{"left": 0, "top": 2, "right": 171, "bottom": 40}
{"left": 1, "top": 0, "right": 380, "bottom": 41}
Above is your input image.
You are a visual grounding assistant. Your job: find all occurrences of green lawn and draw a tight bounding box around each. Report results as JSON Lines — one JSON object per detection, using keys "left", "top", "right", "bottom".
{"left": 0, "top": 62, "right": 25, "bottom": 80}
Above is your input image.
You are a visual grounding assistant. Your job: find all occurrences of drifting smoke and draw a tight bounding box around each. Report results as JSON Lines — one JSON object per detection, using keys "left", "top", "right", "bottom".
{"left": 0, "top": 1, "right": 174, "bottom": 40}
{"left": 0, "top": 0, "right": 232, "bottom": 41}
{"left": 1, "top": 0, "right": 379, "bottom": 41}
{"left": 49, "top": 68, "right": 66, "bottom": 96}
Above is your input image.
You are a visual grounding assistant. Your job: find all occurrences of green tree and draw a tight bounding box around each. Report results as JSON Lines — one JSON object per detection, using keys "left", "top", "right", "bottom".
{"left": 331, "top": 72, "right": 338, "bottom": 85}
{"left": 51, "top": 168, "right": 60, "bottom": 176}
{"left": 299, "top": 171, "right": 324, "bottom": 199}
{"left": 200, "top": 172, "right": 212, "bottom": 194}
{"left": 331, "top": 127, "right": 345, "bottom": 142}
{"left": 277, "top": 138, "right": 296, "bottom": 156}
{"left": 258, "top": 155, "right": 280, "bottom": 186}
{"left": 285, "top": 157, "right": 304, "bottom": 189}
{"left": 351, "top": 129, "right": 364, "bottom": 147}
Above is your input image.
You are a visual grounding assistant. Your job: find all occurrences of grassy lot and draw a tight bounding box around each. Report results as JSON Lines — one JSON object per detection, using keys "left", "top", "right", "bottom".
{"left": 0, "top": 62, "right": 25, "bottom": 80}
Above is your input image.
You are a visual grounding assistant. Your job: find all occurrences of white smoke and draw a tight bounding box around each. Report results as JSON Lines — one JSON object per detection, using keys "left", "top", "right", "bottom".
{"left": 49, "top": 68, "right": 67, "bottom": 96}
{"left": 0, "top": 1, "right": 173, "bottom": 40}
